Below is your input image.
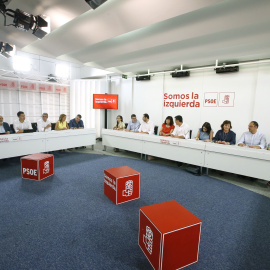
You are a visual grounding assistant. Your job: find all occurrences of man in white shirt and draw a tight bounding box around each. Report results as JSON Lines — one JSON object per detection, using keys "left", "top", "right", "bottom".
{"left": 171, "top": 115, "right": 190, "bottom": 139}
{"left": 136, "top": 113, "right": 154, "bottom": 135}
{"left": 238, "top": 121, "right": 267, "bottom": 149}
{"left": 37, "top": 113, "right": 51, "bottom": 132}
{"left": 13, "top": 111, "right": 33, "bottom": 133}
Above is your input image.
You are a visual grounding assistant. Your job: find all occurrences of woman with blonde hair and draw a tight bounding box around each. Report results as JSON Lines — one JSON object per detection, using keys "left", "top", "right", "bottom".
{"left": 55, "top": 114, "right": 70, "bottom": 152}
{"left": 55, "top": 114, "right": 69, "bottom": 130}
{"left": 113, "top": 115, "right": 125, "bottom": 130}
{"left": 113, "top": 115, "right": 125, "bottom": 152}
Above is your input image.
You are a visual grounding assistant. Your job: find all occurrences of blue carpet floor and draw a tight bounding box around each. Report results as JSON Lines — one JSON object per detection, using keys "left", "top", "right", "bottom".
{"left": 0, "top": 152, "right": 270, "bottom": 270}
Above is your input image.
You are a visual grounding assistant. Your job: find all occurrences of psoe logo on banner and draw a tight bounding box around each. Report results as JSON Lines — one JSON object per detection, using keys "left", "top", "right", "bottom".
{"left": 204, "top": 92, "right": 218, "bottom": 107}
{"left": 218, "top": 92, "right": 235, "bottom": 107}
{"left": 143, "top": 226, "right": 153, "bottom": 255}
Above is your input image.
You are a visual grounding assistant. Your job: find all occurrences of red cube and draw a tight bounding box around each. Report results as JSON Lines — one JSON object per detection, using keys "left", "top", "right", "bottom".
{"left": 139, "top": 200, "right": 202, "bottom": 270}
{"left": 21, "top": 153, "right": 54, "bottom": 181}
{"left": 104, "top": 166, "right": 140, "bottom": 205}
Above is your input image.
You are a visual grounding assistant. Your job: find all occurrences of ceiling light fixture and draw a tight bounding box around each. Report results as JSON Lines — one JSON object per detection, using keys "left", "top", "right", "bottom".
{"left": 13, "top": 55, "right": 31, "bottom": 72}
{"left": 0, "top": 0, "right": 49, "bottom": 39}
{"left": 55, "top": 64, "right": 70, "bottom": 79}
{"left": 85, "top": 0, "right": 108, "bottom": 9}
{"left": 0, "top": 41, "right": 16, "bottom": 58}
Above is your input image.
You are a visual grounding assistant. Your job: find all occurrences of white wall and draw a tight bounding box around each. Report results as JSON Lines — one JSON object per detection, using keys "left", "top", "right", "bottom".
{"left": 70, "top": 79, "right": 108, "bottom": 137}
{"left": 107, "top": 64, "right": 270, "bottom": 143}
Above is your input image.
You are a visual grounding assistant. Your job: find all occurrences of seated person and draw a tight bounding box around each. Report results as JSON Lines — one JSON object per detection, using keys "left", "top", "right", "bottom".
{"left": 136, "top": 113, "right": 154, "bottom": 135}
{"left": 171, "top": 115, "right": 190, "bottom": 139}
{"left": 195, "top": 122, "right": 213, "bottom": 142}
{"left": 238, "top": 121, "right": 266, "bottom": 149}
{"left": 113, "top": 115, "right": 125, "bottom": 130}
{"left": 0, "top": 115, "right": 11, "bottom": 134}
{"left": 113, "top": 115, "right": 125, "bottom": 152}
{"left": 212, "top": 120, "right": 236, "bottom": 145}
{"left": 125, "top": 114, "right": 140, "bottom": 132}
{"left": 13, "top": 111, "right": 33, "bottom": 133}
{"left": 37, "top": 113, "right": 51, "bottom": 132}
{"left": 159, "top": 116, "right": 175, "bottom": 136}
{"left": 69, "top": 114, "right": 84, "bottom": 129}
{"left": 55, "top": 114, "right": 69, "bottom": 131}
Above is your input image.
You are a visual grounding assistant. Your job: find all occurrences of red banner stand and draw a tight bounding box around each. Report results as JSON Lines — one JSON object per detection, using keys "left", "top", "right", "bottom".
{"left": 21, "top": 153, "right": 54, "bottom": 181}
{"left": 104, "top": 166, "right": 140, "bottom": 205}
{"left": 139, "top": 200, "right": 202, "bottom": 270}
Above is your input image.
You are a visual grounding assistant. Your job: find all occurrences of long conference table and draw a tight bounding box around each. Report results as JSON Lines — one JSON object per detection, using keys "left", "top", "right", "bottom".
{"left": 0, "top": 128, "right": 96, "bottom": 159}
{"left": 102, "top": 129, "right": 270, "bottom": 182}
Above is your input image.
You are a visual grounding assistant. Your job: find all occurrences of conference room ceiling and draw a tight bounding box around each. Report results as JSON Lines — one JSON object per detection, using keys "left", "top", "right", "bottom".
{"left": 1, "top": 0, "right": 270, "bottom": 75}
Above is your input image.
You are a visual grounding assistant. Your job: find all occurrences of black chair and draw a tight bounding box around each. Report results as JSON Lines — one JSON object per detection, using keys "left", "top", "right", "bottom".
{"left": 32, "top": 122, "right": 37, "bottom": 132}
{"left": 125, "top": 123, "right": 128, "bottom": 129}
{"left": 189, "top": 130, "right": 192, "bottom": 139}
{"left": 154, "top": 126, "right": 158, "bottom": 135}
{"left": 10, "top": 124, "right": 15, "bottom": 133}
{"left": 51, "top": 123, "right": 56, "bottom": 130}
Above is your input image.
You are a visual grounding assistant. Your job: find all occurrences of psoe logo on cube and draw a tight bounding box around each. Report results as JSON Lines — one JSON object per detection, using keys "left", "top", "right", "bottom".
{"left": 43, "top": 161, "right": 50, "bottom": 174}
{"left": 122, "top": 180, "right": 133, "bottom": 197}
{"left": 143, "top": 226, "right": 153, "bottom": 255}
{"left": 23, "top": 168, "right": 37, "bottom": 176}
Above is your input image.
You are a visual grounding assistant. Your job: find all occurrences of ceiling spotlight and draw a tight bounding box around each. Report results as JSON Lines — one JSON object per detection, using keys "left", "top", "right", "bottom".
{"left": 0, "top": 2, "right": 49, "bottom": 39}
{"left": 10, "top": 9, "right": 49, "bottom": 39}
{"left": 0, "top": 41, "right": 16, "bottom": 58}
{"left": 85, "top": 0, "right": 108, "bottom": 9}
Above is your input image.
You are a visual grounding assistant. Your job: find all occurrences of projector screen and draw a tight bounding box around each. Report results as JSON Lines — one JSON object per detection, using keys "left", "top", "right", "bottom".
{"left": 93, "top": 94, "right": 118, "bottom": 109}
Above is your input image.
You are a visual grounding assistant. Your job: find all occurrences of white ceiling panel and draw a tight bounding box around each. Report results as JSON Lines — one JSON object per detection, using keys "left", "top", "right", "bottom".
{"left": 1, "top": 0, "right": 270, "bottom": 76}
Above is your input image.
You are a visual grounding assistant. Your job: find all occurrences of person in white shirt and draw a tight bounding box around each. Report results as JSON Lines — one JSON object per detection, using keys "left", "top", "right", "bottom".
{"left": 13, "top": 111, "right": 33, "bottom": 133}
{"left": 37, "top": 113, "right": 51, "bottom": 132}
{"left": 136, "top": 113, "right": 155, "bottom": 135}
{"left": 238, "top": 121, "right": 267, "bottom": 149}
{"left": 171, "top": 115, "right": 190, "bottom": 139}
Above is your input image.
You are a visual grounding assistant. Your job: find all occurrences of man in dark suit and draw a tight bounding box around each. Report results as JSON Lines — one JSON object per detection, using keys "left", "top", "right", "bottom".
{"left": 0, "top": 115, "right": 11, "bottom": 134}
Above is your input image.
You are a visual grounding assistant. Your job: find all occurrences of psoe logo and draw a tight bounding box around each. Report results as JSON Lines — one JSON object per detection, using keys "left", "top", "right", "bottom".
{"left": 218, "top": 92, "right": 235, "bottom": 107}
{"left": 143, "top": 226, "right": 153, "bottom": 254}
{"left": 23, "top": 168, "right": 37, "bottom": 176}
{"left": 43, "top": 161, "right": 50, "bottom": 174}
{"left": 122, "top": 180, "right": 133, "bottom": 197}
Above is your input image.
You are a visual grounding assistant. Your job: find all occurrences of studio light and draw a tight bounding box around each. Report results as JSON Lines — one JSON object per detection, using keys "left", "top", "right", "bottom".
{"left": 48, "top": 74, "right": 57, "bottom": 82}
{"left": 171, "top": 71, "right": 190, "bottom": 78}
{"left": 85, "top": 0, "right": 107, "bottom": 9}
{"left": 136, "top": 75, "right": 151, "bottom": 81}
{"left": 0, "top": 1, "right": 49, "bottom": 39}
{"left": 0, "top": 41, "right": 16, "bottom": 58}
{"left": 215, "top": 66, "right": 239, "bottom": 73}
{"left": 13, "top": 55, "right": 31, "bottom": 72}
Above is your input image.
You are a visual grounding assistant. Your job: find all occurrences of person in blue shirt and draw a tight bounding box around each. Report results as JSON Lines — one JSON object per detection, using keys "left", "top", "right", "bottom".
{"left": 213, "top": 120, "right": 236, "bottom": 145}
{"left": 69, "top": 114, "right": 84, "bottom": 129}
{"left": 125, "top": 114, "right": 141, "bottom": 132}
{"left": 195, "top": 122, "right": 213, "bottom": 142}
{"left": 0, "top": 115, "right": 11, "bottom": 134}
